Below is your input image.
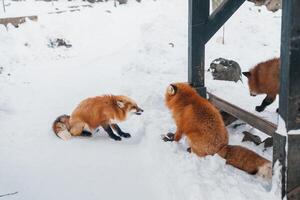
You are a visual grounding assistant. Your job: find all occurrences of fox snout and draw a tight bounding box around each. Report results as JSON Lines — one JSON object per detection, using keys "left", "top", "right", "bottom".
{"left": 135, "top": 107, "right": 144, "bottom": 115}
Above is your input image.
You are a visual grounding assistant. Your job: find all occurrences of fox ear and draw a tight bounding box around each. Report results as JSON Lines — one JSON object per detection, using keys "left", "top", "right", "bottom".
{"left": 167, "top": 84, "right": 177, "bottom": 95}
{"left": 117, "top": 100, "right": 125, "bottom": 108}
{"left": 242, "top": 72, "right": 251, "bottom": 78}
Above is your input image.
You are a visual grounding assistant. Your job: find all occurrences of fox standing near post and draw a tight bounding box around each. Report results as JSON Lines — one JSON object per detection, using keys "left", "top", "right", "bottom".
{"left": 243, "top": 58, "right": 280, "bottom": 112}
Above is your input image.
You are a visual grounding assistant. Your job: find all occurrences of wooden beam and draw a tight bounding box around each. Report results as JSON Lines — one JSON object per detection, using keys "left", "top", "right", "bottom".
{"left": 0, "top": 16, "right": 38, "bottom": 27}
{"left": 220, "top": 111, "right": 238, "bottom": 126}
{"left": 208, "top": 92, "right": 276, "bottom": 136}
{"left": 204, "top": 0, "right": 246, "bottom": 44}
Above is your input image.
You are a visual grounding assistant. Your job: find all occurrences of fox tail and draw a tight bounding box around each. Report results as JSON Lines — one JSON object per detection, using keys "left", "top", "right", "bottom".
{"left": 218, "top": 145, "right": 272, "bottom": 179}
{"left": 52, "top": 115, "right": 72, "bottom": 140}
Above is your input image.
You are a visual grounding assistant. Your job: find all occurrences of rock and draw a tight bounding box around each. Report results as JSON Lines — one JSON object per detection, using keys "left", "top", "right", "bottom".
{"left": 262, "top": 137, "right": 273, "bottom": 148}
{"left": 265, "top": 0, "right": 281, "bottom": 12}
{"left": 209, "top": 58, "right": 242, "bottom": 82}
{"left": 242, "top": 131, "right": 262, "bottom": 145}
{"left": 248, "top": 0, "right": 281, "bottom": 12}
{"left": 48, "top": 38, "right": 72, "bottom": 48}
{"left": 118, "top": 0, "right": 128, "bottom": 4}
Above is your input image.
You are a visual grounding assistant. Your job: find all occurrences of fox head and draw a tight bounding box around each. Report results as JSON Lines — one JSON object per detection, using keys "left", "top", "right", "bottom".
{"left": 115, "top": 95, "right": 144, "bottom": 117}
{"left": 165, "top": 83, "right": 198, "bottom": 110}
{"left": 242, "top": 71, "right": 259, "bottom": 96}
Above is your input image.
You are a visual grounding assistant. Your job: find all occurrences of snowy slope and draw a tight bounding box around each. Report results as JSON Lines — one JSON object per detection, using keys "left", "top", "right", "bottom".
{"left": 0, "top": 1, "right": 280, "bottom": 199}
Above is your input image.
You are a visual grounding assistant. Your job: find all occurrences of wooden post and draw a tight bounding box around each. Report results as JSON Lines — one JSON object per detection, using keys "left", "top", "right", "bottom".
{"left": 189, "top": 0, "right": 245, "bottom": 98}
{"left": 204, "top": 0, "right": 245, "bottom": 43}
{"left": 275, "top": 0, "right": 300, "bottom": 199}
{"left": 2, "top": 0, "right": 5, "bottom": 12}
{"left": 188, "top": 0, "right": 209, "bottom": 98}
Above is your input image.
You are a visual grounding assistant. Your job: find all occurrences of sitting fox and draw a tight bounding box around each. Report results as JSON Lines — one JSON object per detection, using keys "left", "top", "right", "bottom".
{"left": 52, "top": 95, "right": 143, "bottom": 141}
{"left": 243, "top": 58, "right": 280, "bottom": 112}
{"left": 164, "top": 83, "right": 271, "bottom": 179}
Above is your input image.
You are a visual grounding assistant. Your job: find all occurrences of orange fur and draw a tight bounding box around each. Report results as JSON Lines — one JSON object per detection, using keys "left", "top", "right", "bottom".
{"left": 165, "top": 83, "right": 228, "bottom": 156}
{"left": 53, "top": 95, "right": 143, "bottom": 139}
{"left": 165, "top": 83, "right": 271, "bottom": 179}
{"left": 246, "top": 58, "right": 280, "bottom": 97}
{"left": 218, "top": 145, "right": 270, "bottom": 177}
{"left": 243, "top": 58, "right": 280, "bottom": 112}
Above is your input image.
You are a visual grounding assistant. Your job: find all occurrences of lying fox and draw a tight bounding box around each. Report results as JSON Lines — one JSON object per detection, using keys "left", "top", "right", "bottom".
{"left": 243, "top": 58, "right": 280, "bottom": 112}
{"left": 52, "top": 95, "right": 143, "bottom": 141}
{"left": 164, "top": 83, "right": 271, "bottom": 179}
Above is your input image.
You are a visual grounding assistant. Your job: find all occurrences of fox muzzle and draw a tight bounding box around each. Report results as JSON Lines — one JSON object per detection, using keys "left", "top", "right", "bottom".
{"left": 135, "top": 108, "right": 144, "bottom": 115}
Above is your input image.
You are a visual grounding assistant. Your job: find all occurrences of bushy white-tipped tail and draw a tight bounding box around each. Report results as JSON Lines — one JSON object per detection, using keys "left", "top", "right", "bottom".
{"left": 57, "top": 129, "right": 72, "bottom": 141}
{"left": 53, "top": 114, "right": 71, "bottom": 140}
{"left": 257, "top": 162, "right": 272, "bottom": 180}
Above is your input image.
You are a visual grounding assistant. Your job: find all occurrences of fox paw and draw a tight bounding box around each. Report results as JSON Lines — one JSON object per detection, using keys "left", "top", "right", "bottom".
{"left": 187, "top": 147, "right": 191, "bottom": 153}
{"left": 110, "top": 135, "right": 122, "bottom": 141}
{"left": 162, "top": 132, "right": 175, "bottom": 142}
{"left": 255, "top": 106, "right": 265, "bottom": 112}
{"left": 81, "top": 130, "right": 92, "bottom": 137}
{"left": 120, "top": 132, "right": 131, "bottom": 138}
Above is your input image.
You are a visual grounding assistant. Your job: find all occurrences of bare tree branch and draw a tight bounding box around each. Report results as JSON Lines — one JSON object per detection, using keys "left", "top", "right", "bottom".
{"left": 0, "top": 192, "right": 18, "bottom": 198}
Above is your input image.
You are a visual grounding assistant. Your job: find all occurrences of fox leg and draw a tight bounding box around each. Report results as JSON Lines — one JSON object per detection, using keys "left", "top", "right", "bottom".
{"left": 81, "top": 124, "right": 93, "bottom": 137}
{"left": 111, "top": 124, "right": 131, "bottom": 138}
{"left": 69, "top": 121, "right": 92, "bottom": 137}
{"left": 256, "top": 95, "right": 276, "bottom": 112}
{"left": 174, "top": 129, "right": 183, "bottom": 142}
{"left": 102, "top": 124, "right": 122, "bottom": 141}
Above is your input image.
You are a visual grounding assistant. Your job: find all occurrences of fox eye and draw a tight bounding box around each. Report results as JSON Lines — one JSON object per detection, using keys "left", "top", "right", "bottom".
{"left": 167, "top": 84, "right": 177, "bottom": 96}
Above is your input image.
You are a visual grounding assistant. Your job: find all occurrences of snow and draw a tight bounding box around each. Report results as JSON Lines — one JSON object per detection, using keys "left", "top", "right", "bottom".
{"left": 0, "top": 0, "right": 282, "bottom": 199}
{"left": 277, "top": 116, "right": 287, "bottom": 136}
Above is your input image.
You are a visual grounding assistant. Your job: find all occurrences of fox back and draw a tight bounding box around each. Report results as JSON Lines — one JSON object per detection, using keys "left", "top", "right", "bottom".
{"left": 244, "top": 58, "right": 280, "bottom": 97}
{"left": 165, "top": 83, "right": 228, "bottom": 156}
{"left": 165, "top": 83, "right": 272, "bottom": 179}
{"left": 70, "top": 95, "right": 141, "bottom": 129}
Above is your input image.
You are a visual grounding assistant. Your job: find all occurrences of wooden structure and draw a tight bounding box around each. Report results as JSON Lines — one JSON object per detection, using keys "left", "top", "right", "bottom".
{"left": 208, "top": 92, "right": 276, "bottom": 136}
{"left": 0, "top": 16, "right": 38, "bottom": 27}
{"left": 189, "top": 0, "right": 300, "bottom": 199}
{"left": 276, "top": 0, "right": 300, "bottom": 199}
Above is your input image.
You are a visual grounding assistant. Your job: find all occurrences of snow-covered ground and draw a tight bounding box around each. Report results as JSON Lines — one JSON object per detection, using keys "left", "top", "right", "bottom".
{"left": 0, "top": 0, "right": 281, "bottom": 199}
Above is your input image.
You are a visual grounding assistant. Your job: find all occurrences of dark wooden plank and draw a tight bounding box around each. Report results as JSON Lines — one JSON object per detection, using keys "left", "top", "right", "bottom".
{"left": 204, "top": 0, "right": 246, "bottom": 44}
{"left": 220, "top": 111, "right": 238, "bottom": 126}
{"left": 0, "top": 16, "right": 38, "bottom": 27}
{"left": 188, "top": 0, "right": 209, "bottom": 98}
{"left": 208, "top": 92, "right": 276, "bottom": 136}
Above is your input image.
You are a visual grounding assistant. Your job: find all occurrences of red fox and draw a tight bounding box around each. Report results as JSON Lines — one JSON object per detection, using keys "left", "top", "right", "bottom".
{"left": 52, "top": 95, "right": 143, "bottom": 141}
{"left": 243, "top": 58, "right": 280, "bottom": 112}
{"left": 164, "top": 83, "right": 271, "bottom": 179}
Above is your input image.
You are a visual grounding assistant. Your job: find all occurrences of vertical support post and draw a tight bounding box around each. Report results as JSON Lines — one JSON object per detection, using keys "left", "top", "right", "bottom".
{"left": 2, "top": 0, "right": 5, "bottom": 13}
{"left": 188, "top": 0, "right": 209, "bottom": 98}
{"left": 275, "top": 0, "right": 300, "bottom": 199}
